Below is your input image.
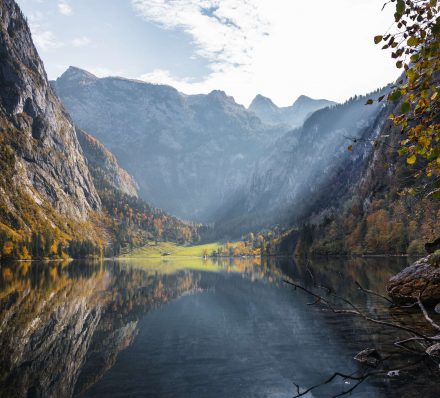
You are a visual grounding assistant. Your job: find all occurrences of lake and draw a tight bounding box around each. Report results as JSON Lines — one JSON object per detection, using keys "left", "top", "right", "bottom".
{"left": 0, "top": 256, "right": 437, "bottom": 397}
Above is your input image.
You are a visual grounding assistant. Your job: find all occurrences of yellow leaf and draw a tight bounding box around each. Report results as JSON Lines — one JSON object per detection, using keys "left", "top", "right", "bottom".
{"left": 347, "top": 145, "right": 353, "bottom": 152}
{"left": 407, "top": 154, "right": 417, "bottom": 165}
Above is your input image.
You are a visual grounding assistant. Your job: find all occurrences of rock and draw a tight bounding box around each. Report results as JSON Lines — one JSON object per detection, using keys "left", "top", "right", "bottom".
{"left": 354, "top": 348, "right": 382, "bottom": 367}
{"left": 387, "top": 256, "right": 440, "bottom": 304}
{"left": 76, "top": 128, "right": 138, "bottom": 197}
{"left": 435, "top": 303, "right": 440, "bottom": 314}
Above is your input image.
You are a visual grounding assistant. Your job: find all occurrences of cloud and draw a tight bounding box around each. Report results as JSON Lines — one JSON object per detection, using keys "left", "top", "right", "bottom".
{"left": 72, "top": 36, "right": 91, "bottom": 47}
{"left": 33, "top": 30, "right": 63, "bottom": 50}
{"left": 131, "top": 0, "right": 270, "bottom": 74}
{"left": 27, "top": 11, "right": 63, "bottom": 51}
{"left": 133, "top": 0, "right": 398, "bottom": 106}
{"left": 58, "top": 2, "right": 72, "bottom": 16}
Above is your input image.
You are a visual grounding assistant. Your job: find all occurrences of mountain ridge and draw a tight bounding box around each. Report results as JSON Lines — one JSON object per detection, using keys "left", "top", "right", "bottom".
{"left": 248, "top": 93, "right": 336, "bottom": 128}
{"left": 52, "top": 66, "right": 292, "bottom": 222}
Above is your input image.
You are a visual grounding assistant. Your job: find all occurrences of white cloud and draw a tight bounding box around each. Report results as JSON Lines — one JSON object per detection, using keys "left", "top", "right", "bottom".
{"left": 58, "top": 2, "right": 72, "bottom": 16}
{"left": 32, "top": 30, "right": 62, "bottom": 51}
{"left": 133, "top": 0, "right": 398, "bottom": 106}
{"left": 72, "top": 36, "right": 91, "bottom": 47}
{"left": 27, "top": 11, "right": 63, "bottom": 51}
{"left": 132, "top": 0, "right": 270, "bottom": 73}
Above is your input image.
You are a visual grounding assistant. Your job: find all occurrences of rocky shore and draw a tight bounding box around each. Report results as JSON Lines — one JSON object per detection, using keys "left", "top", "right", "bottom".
{"left": 387, "top": 250, "right": 440, "bottom": 304}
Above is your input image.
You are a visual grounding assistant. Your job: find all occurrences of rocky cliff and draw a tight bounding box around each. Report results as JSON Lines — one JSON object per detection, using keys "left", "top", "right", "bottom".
{"left": 76, "top": 128, "right": 138, "bottom": 198}
{"left": 0, "top": 0, "right": 100, "bottom": 240}
{"left": 214, "top": 90, "right": 390, "bottom": 237}
{"left": 277, "top": 95, "right": 439, "bottom": 256}
{"left": 52, "top": 68, "right": 290, "bottom": 222}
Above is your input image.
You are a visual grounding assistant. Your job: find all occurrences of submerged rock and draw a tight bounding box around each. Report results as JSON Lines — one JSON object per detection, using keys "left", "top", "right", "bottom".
{"left": 387, "top": 256, "right": 440, "bottom": 304}
{"left": 354, "top": 348, "right": 382, "bottom": 367}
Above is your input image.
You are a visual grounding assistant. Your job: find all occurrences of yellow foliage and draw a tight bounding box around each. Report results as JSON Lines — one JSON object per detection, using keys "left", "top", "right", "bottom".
{"left": 2, "top": 241, "right": 13, "bottom": 256}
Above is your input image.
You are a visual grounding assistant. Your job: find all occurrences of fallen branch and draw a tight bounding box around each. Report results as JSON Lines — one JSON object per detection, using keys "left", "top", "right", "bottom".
{"left": 283, "top": 279, "right": 434, "bottom": 340}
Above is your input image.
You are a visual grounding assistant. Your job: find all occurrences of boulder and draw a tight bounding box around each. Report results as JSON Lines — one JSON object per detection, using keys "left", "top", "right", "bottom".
{"left": 387, "top": 256, "right": 440, "bottom": 304}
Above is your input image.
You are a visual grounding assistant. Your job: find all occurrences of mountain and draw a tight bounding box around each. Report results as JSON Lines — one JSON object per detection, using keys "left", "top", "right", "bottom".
{"left": 291, "top": 94, "right": 440, "bottom": 256}
{"left": 0, "top": 0, "right": 100, "bottom": 244}
{"left": 218, "top": 87, "right": 439, "bottom": 255}
{"left": 0, "top": 0, "right": 201, "bottom": 260}
{"left": 52, "top": 67, "right": 290, "bottom": 222}
{"left": 76, "top": 128, "right": 138, "bottom": 198}
{"left": 214, "top": 90, "right": 391, "bottom": 237}
{"left": 248, "top": 94, "right": 336, "bottom": 128}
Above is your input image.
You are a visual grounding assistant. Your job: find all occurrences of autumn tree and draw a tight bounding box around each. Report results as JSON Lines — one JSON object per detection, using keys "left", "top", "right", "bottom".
{"left": 372, "top": 0, "right": 440, "bottom": 189}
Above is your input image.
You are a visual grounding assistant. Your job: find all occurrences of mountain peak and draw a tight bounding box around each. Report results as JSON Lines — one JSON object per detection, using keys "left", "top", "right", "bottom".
{"left": 58, "top": 66, "right": 97, "bottom": 84}
{"left": 207, "top": 90, "right": 239, "bottom": 106}
{"left": 208, "top": 89, "right": 227, "bottom": 98}
{"left": 292, "top": 95, "right": 314, "bottom": 106}
{"left": 249, "top": 94, "right": 277, "bottom": 108}
{"left": 292, "top": 95, "right": 335, "bottom": 108}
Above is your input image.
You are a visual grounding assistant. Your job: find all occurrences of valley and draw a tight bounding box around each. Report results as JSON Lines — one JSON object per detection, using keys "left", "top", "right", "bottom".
{"left": 0, "top": 0, "right": 439, "bottom": 397}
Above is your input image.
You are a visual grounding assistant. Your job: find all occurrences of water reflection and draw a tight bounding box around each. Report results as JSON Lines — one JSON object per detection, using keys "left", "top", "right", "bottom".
{"left": 0, "top": 256, "right": 436, "bottom": 397}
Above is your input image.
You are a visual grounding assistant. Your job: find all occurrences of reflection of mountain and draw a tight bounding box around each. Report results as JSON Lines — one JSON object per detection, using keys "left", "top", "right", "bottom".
{"left": 0, "top": 262, "right": 200, "bottom": 397}
{"left": 0, "top": 258, "right": 282, "bottom": 398}
{"left": 0, "top": 258, "right": 434, "bottom": 398}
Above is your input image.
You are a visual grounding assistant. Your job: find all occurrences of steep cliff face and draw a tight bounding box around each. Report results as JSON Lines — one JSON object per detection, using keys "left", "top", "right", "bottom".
{"left": 248, "top": 94, "right": 336, "bottom": 128}
{"left": 277, "top": 97, "right": 439, "bottom": 256}
{"left": 214, "top": 91, "right": 389, "bottom": 237}
{"left": 52, "top": 68, "right": 290, "bottom": 222}
{"left": 0, "top": 0, "right": 100, "bottom": 238}
{"left": 76, "top": 128, "right": 138, "bottom": 198}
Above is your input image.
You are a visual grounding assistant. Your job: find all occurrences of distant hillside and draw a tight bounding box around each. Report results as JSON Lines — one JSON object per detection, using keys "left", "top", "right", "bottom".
{"left": 248, "top": 94, "right": 336, "bottom": 128}
{"left": 292, "top": 96, "right": 440, "bottom": 256}
{"left": 52, "top": 67, "right": 290, "bottom": 222}
{"left": 213, "top": 90, "right": 391, "bottom": 237}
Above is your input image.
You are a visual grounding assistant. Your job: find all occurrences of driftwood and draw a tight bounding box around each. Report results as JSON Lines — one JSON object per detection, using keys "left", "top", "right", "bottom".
{"left": 283, "top": 263, "right": 440, "bottom": 397}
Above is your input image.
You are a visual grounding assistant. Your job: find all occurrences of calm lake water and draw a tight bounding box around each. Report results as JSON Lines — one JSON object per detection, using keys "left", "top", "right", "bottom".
{"left": 0, "top": 256, "right": 438, "bottom": 397}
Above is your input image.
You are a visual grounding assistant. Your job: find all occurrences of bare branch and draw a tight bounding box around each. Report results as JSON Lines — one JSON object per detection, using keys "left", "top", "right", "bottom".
{"left": 355, "top": 281, "right": 395, "bottom": 305}
{"left": 283, "top": 279, "right": 434, "bottom": 340}
{"left": 417, "top": 295, "right": 440, "bottom": 332}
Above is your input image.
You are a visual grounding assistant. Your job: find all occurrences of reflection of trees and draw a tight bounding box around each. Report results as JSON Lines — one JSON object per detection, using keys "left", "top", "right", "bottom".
{"left": 0, "top": 261, "right": 201, "bottom": 398}
{"left": 74, "top": 263, "right": 202, "bottom": 396}
{"left": 2, "top": 256, "right": 418, "bottom": 398}
{"left": 0, "top": 261, "right": 111, "bottom": 398}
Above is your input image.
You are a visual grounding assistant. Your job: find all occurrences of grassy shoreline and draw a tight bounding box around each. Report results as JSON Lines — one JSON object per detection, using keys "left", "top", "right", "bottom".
{"left": 120, "top": 242, "right": 224, "bottom": 259}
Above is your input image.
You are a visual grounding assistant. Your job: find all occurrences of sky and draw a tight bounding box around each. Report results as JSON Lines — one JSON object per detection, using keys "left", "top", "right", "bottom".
{"left": 16, "top": 0, "right": 398, "bottom": 107}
